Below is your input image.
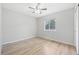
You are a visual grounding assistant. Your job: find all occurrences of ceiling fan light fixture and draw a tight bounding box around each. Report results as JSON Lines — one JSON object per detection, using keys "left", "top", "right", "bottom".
{"left": 35, "top": 10, "right": 41, "bottom": 14}
{"left": 28, "top": 3, "right": 47, "bottom": 14}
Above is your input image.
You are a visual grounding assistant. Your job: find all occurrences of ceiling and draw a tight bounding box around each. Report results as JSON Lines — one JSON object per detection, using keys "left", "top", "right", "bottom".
{"left": 2, "top": 3, "right": 75, "bottom": 18}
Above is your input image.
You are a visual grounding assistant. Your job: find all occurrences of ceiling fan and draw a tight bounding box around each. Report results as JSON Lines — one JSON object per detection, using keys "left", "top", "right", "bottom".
{"left": 28, "top": 3, "right": 47, "bottom": 14}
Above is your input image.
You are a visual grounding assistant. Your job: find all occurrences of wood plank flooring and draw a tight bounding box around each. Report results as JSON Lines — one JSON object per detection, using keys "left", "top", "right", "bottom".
{"left": 1, "top": 37, "right": 76, "bottom": 55}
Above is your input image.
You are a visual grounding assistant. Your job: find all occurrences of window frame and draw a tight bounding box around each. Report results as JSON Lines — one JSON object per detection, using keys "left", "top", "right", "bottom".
{"left": 44, "top": 19, "right": 56, "bottom": 31}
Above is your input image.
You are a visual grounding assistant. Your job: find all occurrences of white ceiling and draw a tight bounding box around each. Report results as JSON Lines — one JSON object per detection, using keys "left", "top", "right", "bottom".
{"left": 2, "top": 3, "right": 75, "bottom": 18}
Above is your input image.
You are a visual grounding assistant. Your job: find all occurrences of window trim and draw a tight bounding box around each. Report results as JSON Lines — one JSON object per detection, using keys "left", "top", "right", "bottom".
{"left": 44, "top": 19, "right": 56, "bottom": 31}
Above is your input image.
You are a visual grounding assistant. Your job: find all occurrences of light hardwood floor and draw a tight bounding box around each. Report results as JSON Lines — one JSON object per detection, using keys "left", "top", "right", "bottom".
{"left": 2, "top": 37, "right": 76, "bottom": 55}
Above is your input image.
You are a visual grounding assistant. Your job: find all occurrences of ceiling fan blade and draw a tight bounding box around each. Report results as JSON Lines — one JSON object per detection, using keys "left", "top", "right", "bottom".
{"left": 28, "top": 7, "right": 34, "bottom": 9}
{"left": 36, "top": 3, "right": 40, "bottom": 9}
{"left": 41, "top": 8, "right": 47, "bottom": 10}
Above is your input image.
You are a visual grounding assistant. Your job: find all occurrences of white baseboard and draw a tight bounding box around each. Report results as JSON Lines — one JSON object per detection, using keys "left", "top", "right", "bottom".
{"left": 2, "top": 35, "right": 36, "bottom": 45}
{"left": 2, "top": 35, "right": 75, "bottom": 47}
{"left": 38, "top": 35, "right": 75, "bottom": 46}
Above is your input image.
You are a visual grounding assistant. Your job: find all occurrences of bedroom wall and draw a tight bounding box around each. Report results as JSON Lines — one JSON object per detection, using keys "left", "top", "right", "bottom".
{"left": 37, "top": 8, "right": 74, "bottom": 45}
{"left": 2, "top": 8, "right": 36, "bottom": 44}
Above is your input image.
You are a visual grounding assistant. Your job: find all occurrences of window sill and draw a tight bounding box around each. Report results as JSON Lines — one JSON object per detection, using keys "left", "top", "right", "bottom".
{"left": 44, "top": 30, "right": 56, "bottom": 32}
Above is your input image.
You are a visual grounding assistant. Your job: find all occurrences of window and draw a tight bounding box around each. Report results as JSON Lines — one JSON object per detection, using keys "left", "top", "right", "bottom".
{"left": 44, "top": 19, "right": 56, "bottom": 31}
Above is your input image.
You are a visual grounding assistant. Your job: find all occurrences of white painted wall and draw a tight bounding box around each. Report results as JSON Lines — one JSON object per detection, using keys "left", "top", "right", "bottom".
{"left": 2, "top": 8, "right": 36, "bottom": 44}
{"left": 37, "top": 8, "right": 74, "bottom": 45}
{"left": 0, "top": 3, "right": 2, "bottom": 54}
